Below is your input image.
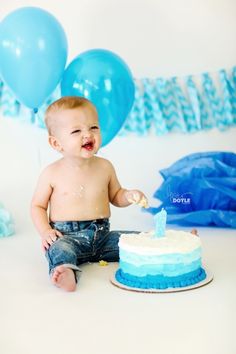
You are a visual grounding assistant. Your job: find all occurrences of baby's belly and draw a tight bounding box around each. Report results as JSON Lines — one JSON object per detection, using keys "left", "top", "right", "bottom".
{"left": 49, "top": 198, "right": 111, "bottom": 222}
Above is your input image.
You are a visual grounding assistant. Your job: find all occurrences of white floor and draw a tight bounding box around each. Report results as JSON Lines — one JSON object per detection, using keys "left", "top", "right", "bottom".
{"left": 0, "top": 220, "right": 236, "bottom": 354}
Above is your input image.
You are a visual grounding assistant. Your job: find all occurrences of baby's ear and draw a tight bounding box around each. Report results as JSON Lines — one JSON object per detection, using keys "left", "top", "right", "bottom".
{"left": 48, "top": 135, "right": 62, "bottom": 152}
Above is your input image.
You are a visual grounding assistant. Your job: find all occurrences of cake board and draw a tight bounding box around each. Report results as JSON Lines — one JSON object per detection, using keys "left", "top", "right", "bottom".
{"left": 110, "top": 268, "right": 213, "bottom": 293}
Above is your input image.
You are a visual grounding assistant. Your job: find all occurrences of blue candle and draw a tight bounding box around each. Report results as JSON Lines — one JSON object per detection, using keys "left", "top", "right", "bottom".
{"left": 154, "top": 208, "right": 167, "bottom": 237}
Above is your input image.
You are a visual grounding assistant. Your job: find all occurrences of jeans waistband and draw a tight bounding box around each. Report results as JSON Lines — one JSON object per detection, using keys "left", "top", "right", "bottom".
{"left": 50, "top": 218, "right": 109, "bottom": 233}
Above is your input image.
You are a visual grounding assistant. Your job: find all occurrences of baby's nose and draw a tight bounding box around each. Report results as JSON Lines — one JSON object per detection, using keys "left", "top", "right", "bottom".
{"left": 83, "top": 129, "right": 92, "bottom": 137}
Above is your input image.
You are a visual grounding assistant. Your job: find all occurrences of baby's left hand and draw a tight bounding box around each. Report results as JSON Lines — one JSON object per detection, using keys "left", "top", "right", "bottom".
{"left": 125, "top": 190, "right": 149, "bottom": 208}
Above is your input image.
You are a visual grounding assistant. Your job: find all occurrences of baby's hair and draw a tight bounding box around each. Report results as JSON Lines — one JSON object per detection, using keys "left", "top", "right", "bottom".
{"left": 45, "top": 96, "right": 96, "bottom": 135}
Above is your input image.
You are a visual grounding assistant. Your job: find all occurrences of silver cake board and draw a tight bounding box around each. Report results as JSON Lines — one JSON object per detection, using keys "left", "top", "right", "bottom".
{"left": 110, "top": 268, "right": 213, "bottom": 293}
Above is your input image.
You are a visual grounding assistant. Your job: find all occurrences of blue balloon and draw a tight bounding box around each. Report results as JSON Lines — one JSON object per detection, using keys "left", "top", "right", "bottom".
{"left": 61, "top": 49, "right": 135, "bottom": 146}
{"left": 0, "top": 7, "right": 68, "bottom": 110}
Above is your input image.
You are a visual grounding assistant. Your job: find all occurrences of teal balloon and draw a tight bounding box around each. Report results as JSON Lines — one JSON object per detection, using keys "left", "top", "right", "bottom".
{"left": 0, "top": 7, "right": 68, "bottom": 109}
{"left": 61, "top": 49, "right": 135, "bottom": 146}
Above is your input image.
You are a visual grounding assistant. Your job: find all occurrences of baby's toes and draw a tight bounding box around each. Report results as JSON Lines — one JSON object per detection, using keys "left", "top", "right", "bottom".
{"left": 52, "top": 270, "right": 59, "bottom": 282}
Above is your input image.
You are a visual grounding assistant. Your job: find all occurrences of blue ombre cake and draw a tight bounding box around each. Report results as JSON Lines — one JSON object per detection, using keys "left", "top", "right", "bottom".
{"left": 115, "top": 230, "right": 206, "bottom": 290}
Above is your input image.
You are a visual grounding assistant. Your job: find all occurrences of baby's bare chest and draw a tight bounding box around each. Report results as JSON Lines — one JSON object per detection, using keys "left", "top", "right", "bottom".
{"left": 51, "top": 171, "right": 109, "bottom": 200}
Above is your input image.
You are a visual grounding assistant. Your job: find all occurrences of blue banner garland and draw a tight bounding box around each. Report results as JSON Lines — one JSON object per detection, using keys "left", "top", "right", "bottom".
{"left": 1, "top": 66, "right": 236, "bottom": 135}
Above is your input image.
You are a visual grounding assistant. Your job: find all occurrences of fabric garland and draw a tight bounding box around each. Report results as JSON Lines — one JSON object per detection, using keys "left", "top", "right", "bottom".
{"left": 1, "top": 66, "right": 236, "bottom": 135}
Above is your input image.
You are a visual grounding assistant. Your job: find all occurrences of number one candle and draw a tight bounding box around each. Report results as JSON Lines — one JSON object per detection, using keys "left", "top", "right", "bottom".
{"left": 154, "top": 208, "right": 167, "bottom": 238}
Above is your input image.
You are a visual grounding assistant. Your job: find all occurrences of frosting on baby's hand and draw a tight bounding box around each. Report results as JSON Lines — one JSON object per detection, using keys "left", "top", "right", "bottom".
{"left": 138, "top": 196, "right": 149, "bottom": 208}
{"left": 126, "top": 191, "right": 149, "bottom": 208}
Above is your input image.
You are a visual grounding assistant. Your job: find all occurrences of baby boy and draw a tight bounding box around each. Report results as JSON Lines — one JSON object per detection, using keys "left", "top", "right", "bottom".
{"left": 31, "top": 96, "right": 148, "bottom": 291}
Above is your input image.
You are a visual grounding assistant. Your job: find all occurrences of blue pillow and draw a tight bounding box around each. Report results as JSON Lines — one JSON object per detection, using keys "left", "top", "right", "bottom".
{"left": 146, "top": 151, "right": 236, "bottom": 227}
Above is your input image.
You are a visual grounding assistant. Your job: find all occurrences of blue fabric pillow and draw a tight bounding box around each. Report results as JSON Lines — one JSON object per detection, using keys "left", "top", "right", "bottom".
{"left": 146, "top": 151, "right": 236, "bottom": 227}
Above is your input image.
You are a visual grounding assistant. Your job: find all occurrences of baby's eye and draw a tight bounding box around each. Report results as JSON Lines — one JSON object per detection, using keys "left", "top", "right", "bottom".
{"left": 91, "top": 126, "right": 99, "bottom": 130}
{"left": 71, "top": 129, "right": 81, "bottom": 134}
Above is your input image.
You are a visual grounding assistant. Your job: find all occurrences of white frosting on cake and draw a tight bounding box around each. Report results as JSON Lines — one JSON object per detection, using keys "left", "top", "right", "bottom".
{"left": 119, "top": 229, "right": 201, "bottom": 255}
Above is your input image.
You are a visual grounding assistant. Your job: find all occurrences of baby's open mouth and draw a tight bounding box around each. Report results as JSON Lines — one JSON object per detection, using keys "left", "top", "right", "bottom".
{"left": 82, "top": 141, "right": 94, "bottom": 151}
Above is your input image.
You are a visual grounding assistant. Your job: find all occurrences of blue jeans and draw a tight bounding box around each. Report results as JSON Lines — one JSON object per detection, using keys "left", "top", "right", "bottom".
{"left": 45, "top": 218, "right": 136, "bottom": 281}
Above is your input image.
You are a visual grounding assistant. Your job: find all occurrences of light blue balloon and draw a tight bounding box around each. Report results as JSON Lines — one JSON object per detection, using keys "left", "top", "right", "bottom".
{"left": 61, "top": 49, "right": 135, "bottom": 146}
{"left": 0, "top": 7, "right": 68, "bottom": 110}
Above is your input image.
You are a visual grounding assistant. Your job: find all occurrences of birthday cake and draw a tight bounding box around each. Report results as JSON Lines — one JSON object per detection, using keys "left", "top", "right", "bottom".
{"left": 115, "top": 230, "right": 207, "bottom": 290}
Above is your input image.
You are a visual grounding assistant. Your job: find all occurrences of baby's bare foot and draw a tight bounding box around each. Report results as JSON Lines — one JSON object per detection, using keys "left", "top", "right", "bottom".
{"left": 51, "top": 265, "right": 76, "bottom": 292}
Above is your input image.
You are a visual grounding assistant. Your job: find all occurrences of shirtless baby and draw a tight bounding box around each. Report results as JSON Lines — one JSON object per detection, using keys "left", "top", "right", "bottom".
{"left": 31, "top": 96, "right": 148, "bottom": 292}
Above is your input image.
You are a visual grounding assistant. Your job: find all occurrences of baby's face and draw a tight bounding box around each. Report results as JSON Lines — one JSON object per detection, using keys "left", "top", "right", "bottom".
{"left": 52, "top": 106, "right": 101, "bottom": 159}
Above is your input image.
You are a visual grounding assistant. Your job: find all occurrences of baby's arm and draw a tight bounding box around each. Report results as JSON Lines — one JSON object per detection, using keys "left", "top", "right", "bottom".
{"left": 107, "top": 161, "right": 148, "bottom": 208}
{"left": 31, "top": 167, "right": 63, "bottom": 250}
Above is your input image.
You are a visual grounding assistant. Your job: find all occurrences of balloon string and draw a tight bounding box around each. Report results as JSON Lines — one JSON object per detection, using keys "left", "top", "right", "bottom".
{"left": 33, "top": 110, "right": 42, "bottom": 169}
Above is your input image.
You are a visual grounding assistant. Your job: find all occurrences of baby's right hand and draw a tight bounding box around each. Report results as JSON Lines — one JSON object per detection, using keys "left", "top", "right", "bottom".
{"left": 41, "top": 228, "right": 63, "bottom": 251}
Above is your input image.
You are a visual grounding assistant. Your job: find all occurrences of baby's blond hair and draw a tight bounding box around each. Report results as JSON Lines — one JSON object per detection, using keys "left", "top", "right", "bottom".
{"left": 45, "top": 96, "right": 96, "bottom": 135}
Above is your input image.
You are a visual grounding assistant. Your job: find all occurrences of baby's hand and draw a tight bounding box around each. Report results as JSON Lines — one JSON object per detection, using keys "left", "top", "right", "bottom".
{"left": 41, "top": 228, "right": 63, "bottom": 251}
{"left": 125, "top": 190, "right": 149, "bottom": 208}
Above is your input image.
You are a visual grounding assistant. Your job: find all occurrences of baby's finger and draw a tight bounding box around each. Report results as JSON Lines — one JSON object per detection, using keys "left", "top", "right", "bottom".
{"left": 132, "top": 193, "right": 140, "bottom": 203}
{"left": 55, "top": 230, "right": 63, "bottom": 238}
{"left": 43, "top": 240, "right": 50, "bottom": 250}
{"left": 47, "top": 237, "right": 55, "bottom": 245}
{"left": 126, "top": 191, "right": 139, "bottom": 204}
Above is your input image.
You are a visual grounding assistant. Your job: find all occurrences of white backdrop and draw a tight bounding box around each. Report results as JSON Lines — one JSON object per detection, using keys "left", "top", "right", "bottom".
{"left": 2, "top": 0, "right": 236, "bottom": 76}
{"left": 1, "top": 0, "right": 236, "bottom": 231}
